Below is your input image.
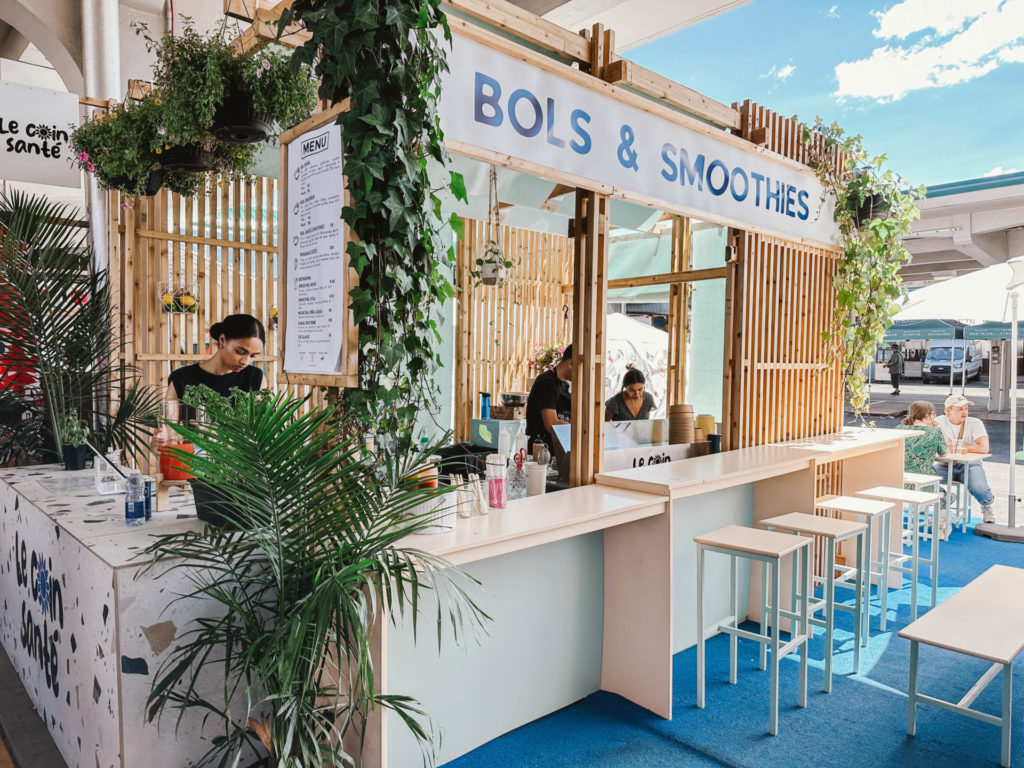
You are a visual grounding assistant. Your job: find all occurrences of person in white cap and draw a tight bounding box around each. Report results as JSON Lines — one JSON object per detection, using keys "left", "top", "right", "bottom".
{"left": 934, "top": 394, "right": 995, "bottom": 523}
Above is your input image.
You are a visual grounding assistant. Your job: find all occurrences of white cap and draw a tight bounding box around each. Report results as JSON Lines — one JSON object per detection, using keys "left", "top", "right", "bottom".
{"left": 944, "top": 394, "right": 974, "bottom": 409}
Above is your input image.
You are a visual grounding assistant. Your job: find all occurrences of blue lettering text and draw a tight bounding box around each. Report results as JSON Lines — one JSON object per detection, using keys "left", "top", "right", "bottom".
{"left": 474, "top": 72, "right": 502, "bottom": 127}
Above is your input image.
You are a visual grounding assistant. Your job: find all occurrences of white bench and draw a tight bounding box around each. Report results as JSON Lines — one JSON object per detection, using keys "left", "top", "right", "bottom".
{"left": 899, "top": 564, "right": 1024, "bottom": 767}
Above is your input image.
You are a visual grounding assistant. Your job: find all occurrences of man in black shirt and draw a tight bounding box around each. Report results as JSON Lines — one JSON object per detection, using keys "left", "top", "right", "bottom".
{"left": 526, "top": 343, "right": 574, "bottom": 451}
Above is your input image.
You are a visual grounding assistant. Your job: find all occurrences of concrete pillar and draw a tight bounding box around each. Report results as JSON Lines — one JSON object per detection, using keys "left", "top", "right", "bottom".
{"left": 81, "top": 0, "right": 120, "bottom": 274}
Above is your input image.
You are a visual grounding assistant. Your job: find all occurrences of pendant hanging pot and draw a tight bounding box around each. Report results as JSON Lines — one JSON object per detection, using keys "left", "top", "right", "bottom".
{"left": 480, "top": 261, "right": 505, "bottom": 286}
{"left": 210, "top": 92, "right": 274, "bottom": 144}
{"left": 106, "top": 169, "right": 165, "bottom": 197}
{"left": 852, "top": 192, "right": 889, "bottom": 227}
{"left": 159, "top": 144, "right": 216, "bottom": 173}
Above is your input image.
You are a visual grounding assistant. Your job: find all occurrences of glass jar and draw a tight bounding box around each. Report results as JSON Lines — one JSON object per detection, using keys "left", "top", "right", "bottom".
{"left": 507, "top": 464, "right": 526, "bottom": 501}
{"left": 486, "top": 454, "right": 506, "bottom": 509}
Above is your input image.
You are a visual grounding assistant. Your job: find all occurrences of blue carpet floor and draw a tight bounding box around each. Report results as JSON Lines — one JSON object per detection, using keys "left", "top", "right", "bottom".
{"left": 442, "top": 526, "right": 1024, "bottom": 768}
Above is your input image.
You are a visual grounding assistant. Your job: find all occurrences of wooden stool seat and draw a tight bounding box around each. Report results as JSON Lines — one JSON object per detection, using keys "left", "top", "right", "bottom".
{"left": 761, "top": 512, "right": 866, "bottom": 540}
{"left": 694, "top": 524, "right": 811, "bottom": 559}
{"left": 815, "top": 494, "right": 894, "bottom": 517}
{"left": 858, "top": 485, "right": 941, "bottom": 506}
{"left": 903, "top": 472, "right": 943, "bottom": 489}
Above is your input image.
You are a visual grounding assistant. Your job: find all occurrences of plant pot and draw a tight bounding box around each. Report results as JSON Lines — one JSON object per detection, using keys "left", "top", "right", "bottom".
{"left": 189, "top": 478, "right": 249, "bottom": 529}
{"left": 210, "top": 93, "right": 275, "bottom": 144}
{"left": 107, "top": 169, "right": 165, "bottom": 197}
{"left": 159, "top": 442, "right": 195, "bottom": 481}
{"left": 159, "top": 144, "right": 216, "bottom": 173}
{"left": 852, "top": 192, "right": 889, "bottom": 227}
{"left": 480, "top": 262, "right": 506, "bottom": 286}
{"left": 62, "top": 444, "right": 90, "bottom": 471}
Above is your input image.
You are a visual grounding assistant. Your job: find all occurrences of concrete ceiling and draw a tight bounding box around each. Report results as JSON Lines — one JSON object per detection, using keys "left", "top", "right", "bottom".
{"left": 511, "top": 0, "right": 752, "bottom": 50}
{"left": 902, "top": 173, "right": 1024, "bottom": 285}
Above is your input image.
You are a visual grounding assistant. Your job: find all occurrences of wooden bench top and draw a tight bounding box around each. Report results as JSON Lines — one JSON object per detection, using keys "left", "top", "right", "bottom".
{"left": 694, "top": 525, "right": 811, "bottom": 559}
{"left": 898, "top": 565, "right": 1024, "bottom": 665}
{"left": 761, "top": 512, "right": 867, "bottom": 540}
{"left": 858, "top": 486, "right": 941, "bottom": 505}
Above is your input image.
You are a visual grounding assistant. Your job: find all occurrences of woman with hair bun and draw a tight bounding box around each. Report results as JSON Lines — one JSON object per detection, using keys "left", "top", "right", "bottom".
{"left": 604, "top": 366, "right": 657, "bottom": 421}
{"left": 153, "top": 313, "right": 267, "bottom": 447}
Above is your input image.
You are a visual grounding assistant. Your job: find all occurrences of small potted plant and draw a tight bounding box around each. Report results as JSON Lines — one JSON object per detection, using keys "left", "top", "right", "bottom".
{"left": 58, "top": 411, "right": 91, "bottom": 471}
{"left": 476, "top": 239, "right": 513, "bottom": 286}
{"left": 71, "top": 95, "right": 167, "bottom": 197}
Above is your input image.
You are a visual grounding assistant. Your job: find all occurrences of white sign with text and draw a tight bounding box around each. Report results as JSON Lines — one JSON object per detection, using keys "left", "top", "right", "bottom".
{"left": 439, "top": 34, "right": 839, "bottom": 246}
{"left": 0, "top": 81, "right": 80, "bottom": 188}
{"left": 284, "top": 122, "right": 349, "bottom": 375}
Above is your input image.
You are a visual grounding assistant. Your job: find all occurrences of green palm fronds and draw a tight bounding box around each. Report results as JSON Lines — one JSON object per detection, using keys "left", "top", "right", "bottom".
{"left": 143, "top": 390, "right": 489, "bottom": 767}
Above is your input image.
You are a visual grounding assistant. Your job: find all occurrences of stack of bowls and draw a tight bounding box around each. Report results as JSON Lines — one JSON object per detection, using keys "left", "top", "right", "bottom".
{"left": 668, "top": 404, "right": 695, "bottom": 444}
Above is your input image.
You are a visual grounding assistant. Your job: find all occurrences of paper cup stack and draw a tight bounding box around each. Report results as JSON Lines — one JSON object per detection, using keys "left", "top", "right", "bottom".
{"left": 696, "top": 413, "right": 717, "bottom": 437}
{"left": 668, "top": 404, "right": 695, "bottom": 444}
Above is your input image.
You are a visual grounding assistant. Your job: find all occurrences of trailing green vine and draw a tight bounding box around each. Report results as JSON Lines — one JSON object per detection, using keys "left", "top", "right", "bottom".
{"left": 282, "top": 1, "right": 465, "bottom": 445}
{"left": 798, "top": 117, "right": 925, "bottom": 417}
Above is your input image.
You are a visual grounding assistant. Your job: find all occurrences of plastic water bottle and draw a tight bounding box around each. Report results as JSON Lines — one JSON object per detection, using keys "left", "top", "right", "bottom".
{"left": 124, "top": 475, "right": 146, "bottom": 527}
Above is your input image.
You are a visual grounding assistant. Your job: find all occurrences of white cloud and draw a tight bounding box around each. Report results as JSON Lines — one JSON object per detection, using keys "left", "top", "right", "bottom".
{"left": 834, "top": 0, "right": 1024, "bottom": 102}
{"left": 759, "top": 63, "right": 796, "bottom": 82}
{"left": 826, "top": 5, "right": 840, "bottom": 19}
{"left": 984, "top": 166, "right": 1022, "bottom": 176}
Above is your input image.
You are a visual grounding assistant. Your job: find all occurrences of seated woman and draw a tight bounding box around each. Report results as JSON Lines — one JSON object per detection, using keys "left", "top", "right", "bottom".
{"left": 897, "top": 400, "right": 949, "bottom": 537}
{"left": 897, "top": 400, "right": 947, "bottom": 474}
{"left": 604, "top": 367, "right": 657, "bottom": 421}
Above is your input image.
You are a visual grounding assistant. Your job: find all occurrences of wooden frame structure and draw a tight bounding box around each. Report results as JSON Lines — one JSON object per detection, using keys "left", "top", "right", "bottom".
{"left": 214, "top": 0, "right": 846, "bottom": 481}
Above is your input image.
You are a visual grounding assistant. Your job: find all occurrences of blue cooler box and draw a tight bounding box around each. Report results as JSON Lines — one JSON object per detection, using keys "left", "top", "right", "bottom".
{"left": 469, "top": 419, "right": 525, "bottom": 449}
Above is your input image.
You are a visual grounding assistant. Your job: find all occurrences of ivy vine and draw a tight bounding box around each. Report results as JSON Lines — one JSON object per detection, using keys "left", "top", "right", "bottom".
{"left": 798, "top": 117, "right": 926, "bottom": 417}
{"left": 282, "top": 1, "right": 466, "bottom": 444}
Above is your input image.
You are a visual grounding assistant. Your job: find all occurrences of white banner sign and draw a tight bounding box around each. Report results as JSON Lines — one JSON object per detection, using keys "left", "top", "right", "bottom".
{"left": 440, "top": 35, "right": 839, "bottom": 246}
{"left": 0, "top": 81, "right": 80, "bottom": 188}
{"left": 284, "top": 122, "right": 349, "bottom": 375}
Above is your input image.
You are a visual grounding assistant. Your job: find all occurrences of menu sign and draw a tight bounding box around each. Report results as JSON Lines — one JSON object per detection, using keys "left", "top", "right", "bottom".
{"left": 284, "top": 122, "right": 348, "bottom": 375}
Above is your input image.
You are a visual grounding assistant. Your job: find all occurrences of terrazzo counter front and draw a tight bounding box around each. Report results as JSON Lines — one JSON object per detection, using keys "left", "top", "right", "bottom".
{"left": 0, "top": 465, "right": 233, "bottom": 768}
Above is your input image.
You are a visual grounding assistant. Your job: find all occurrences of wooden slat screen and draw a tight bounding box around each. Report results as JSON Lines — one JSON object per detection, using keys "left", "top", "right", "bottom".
{"left": 454, "top": 218, "right": 573, "bottom": 442}
{"left": 108, "top": 177, "right": 328, "bottom": 414}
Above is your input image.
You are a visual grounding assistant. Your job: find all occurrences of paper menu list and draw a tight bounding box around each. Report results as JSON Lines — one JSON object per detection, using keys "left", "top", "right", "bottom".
{"left": 284, "top": 123, "right": 348, "bottom": 375}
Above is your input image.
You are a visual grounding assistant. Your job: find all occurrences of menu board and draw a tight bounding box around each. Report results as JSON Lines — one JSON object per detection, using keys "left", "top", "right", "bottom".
{"left": 284, "top": 122, "right": 348, "bottom": 375}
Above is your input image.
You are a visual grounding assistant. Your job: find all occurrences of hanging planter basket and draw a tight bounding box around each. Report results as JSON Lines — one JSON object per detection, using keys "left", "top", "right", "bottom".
{"left": 210, "top": 93, "right": 274, "bottom": 144}
{"left": 159, "top": 143, "right": 216, "bottom": 173}
{"left": 480, "top": 261, "right": 506, "bottom": 286}
{"left": 851, "top": 192, "right": 890, "bottom": 228}
{"left": 107, "top": 169, "right": 165, "bottom": 197}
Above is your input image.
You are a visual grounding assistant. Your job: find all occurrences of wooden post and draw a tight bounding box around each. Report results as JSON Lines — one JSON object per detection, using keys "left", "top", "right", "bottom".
{"left": 666, "top": 216, "right": 691, "bottom": 406}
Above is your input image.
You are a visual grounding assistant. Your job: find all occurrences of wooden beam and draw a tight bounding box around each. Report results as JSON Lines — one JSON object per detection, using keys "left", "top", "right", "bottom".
{"left": 607, "top": 267, "right": 727, "bottom": 290}
{"left": 540, "top": 183, "right": 575, "bottom": 213}
{"left": 127, "top": 79, "right": 152, "bottom": 100}
{"left": 444, "top": 0, "right": 590, "bottom": 65}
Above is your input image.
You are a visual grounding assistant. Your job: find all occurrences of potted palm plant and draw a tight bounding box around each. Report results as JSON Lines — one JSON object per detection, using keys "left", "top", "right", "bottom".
{"left": 58, "top": 411, "right": 90, "bottom": 470}
{"left": 145, "top": 389, "right": 489, "bottom": 766}
{"left": 0, "top": 191, "right": 161, "bottom": 467}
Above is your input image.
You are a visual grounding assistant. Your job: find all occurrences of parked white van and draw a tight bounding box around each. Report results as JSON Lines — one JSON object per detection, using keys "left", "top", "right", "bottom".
{"left": 921, "top": 340, "right": 983, "bottom": 384}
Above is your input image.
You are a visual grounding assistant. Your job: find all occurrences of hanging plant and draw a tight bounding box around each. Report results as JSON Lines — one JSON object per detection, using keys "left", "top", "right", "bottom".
{"left": 70, "top": 94, "right": 167, "bottom": 198}
{"left": 473, "top": 165, "right": 514, "bottom": 287}
{"left": 797, "top": 116, "right": 926, "bottom": 417}
{"left": 137, "top": 20, "right": 317, "bottom": 152}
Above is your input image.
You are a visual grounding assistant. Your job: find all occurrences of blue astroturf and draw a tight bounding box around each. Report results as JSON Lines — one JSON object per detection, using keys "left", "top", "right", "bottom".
{"left": 441, "top": 524, "right": 1024, "bottom": 768}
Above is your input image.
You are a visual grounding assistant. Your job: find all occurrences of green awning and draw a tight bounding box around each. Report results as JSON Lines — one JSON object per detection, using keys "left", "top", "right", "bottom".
{"left": 964, "top": 321, "right": 1022, "bottom": 340}
{"left": 882, "top": 319, "right": 961, "bottom": 342}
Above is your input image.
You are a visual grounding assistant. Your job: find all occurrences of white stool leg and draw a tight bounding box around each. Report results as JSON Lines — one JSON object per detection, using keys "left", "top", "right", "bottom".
{"left": 799, "top": 547, "right": 809, "bottom": 708}
{"left": 863, "top": 516, "right": 874, "bottom": 643}
{"left": 759, "top": 561, "right": 768, "bottom": 671}
{"left": 696, "top": 544, "right": 705, "bottom": 708}
{"left": 1001, "top": 661, "right": 1012, "bottom": 768}
{"left": 907, "top": 639, "right": 918, "bottom": 736}
{"left": 853, "top": 531, "right": 863, "bottom": 675}
{"left": 910, "top": 502, "right": 920, "bottom": 621}
{"left": 824, "top": 537, "right": 835, "bottom": 693}
{"left": 929, "top": 503, "right": 939, "bottom": 610}
{"left": 769, "top": 559, "right": 781, "bottom": 736}
{"left": 729, "top": 554, "right": 738, "bottom": 685}
{"left": 880, "top": 508, "right": 891, "bottom": 631}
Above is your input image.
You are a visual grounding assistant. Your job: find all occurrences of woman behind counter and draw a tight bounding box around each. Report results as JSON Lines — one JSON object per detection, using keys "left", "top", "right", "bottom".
{"left": 605, "top": 368, "right": 657, "bottom": 421}
{"left": 154, "top": 314, "right": 267, "bottom": 446}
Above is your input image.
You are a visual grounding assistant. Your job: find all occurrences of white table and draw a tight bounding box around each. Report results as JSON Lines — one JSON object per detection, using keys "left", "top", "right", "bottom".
{"left": 899, "top": 564, "right": 1024, "bottom": 767}
{"left": 934, "top": 452, "right": 991, "bottom": 533}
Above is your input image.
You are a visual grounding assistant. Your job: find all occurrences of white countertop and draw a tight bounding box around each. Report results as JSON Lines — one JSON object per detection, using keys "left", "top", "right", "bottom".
{"left": 402, "top": 483, "right": 667, "bottom": 565}
{"left": 0, "top": 465, "right": 202, "bottom": 569}
{"left": 770, "top": 426, "right": 909, "bottom": 457}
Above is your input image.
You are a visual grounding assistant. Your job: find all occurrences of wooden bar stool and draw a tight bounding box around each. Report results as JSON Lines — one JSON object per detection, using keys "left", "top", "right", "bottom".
{"left": 814, "top": 495, "right": 894, "bottom": 638}
{"left": 858, "top": 486, "right": 942, "bottom": 621}
{"left": 695, "top": 525, "right": 812, "bottom": 736}
{"left": 760, "top": 512, "right": 867, "bottom": 693}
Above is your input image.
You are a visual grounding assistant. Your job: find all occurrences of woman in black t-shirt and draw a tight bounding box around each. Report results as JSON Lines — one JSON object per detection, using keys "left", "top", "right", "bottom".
{"left": 153, "top": 314, "right": 267, "bottom": 448}
{"left": 605, "top": 368, "right": 656, "bottom": 421}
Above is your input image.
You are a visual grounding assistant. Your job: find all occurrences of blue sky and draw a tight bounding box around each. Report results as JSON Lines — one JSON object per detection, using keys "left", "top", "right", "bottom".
{"left": 629, "top": 0, "right": 1024, "bottom": 187}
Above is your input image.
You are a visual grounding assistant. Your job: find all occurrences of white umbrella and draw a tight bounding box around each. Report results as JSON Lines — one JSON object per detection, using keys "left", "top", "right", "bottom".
{"left": 897, "top": 256, "right": 1024, "bottom": 534}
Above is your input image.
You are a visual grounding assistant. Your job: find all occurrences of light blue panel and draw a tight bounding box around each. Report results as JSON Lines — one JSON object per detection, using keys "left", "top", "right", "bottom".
{"left": 387, "top": 532, "right": 605, "bottom": 766}
{"left": 672, "top": 484, "right": 754, "bottom": 653}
